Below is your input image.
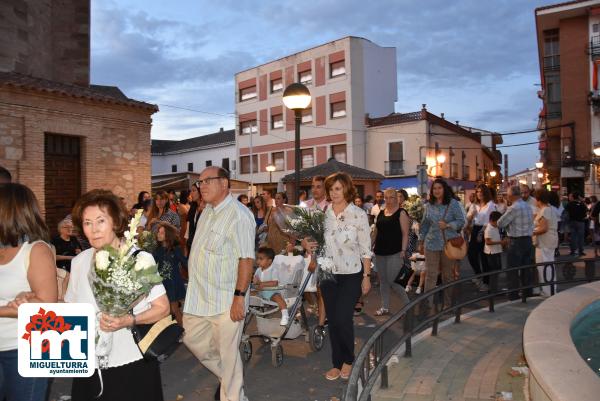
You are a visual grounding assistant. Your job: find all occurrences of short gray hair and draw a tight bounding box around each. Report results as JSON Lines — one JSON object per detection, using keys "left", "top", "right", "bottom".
{"left": 508, "top": 185, "right": 521, "bottom": 197}
{"left": 57, "top": 219, "right": 71, "bottom": 231}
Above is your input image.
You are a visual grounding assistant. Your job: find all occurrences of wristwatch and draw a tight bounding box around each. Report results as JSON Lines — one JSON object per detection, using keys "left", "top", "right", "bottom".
{"left": 234, "top": 289, "right": 246, "bottom": 297}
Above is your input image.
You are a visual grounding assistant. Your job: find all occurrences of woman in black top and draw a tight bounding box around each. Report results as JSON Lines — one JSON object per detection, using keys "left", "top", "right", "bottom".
{"left": 51, "top": 219, "right": 81, "bottom": 272}
{"left": 372, "top": 188, "right": 410, "bottom": 315}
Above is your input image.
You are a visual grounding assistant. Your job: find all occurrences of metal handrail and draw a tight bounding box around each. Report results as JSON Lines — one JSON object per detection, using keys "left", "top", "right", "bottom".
{"left": 343, "top": 257, "right": 600, "bottom": 401}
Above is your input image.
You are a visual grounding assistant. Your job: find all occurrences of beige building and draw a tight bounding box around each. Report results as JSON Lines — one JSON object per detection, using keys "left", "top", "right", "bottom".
{"left": 234, "top": 36, "right": 397, "bottom": 199}
{"left": 0, "top": 0, "right": 157, "bottom": 233}
{"left": 366, "top": 106, "right": 502, "bottom": 195}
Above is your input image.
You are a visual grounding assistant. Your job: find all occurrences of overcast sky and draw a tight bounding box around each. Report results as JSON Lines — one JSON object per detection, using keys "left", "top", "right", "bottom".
{"left": 90, "top": 0, "right": 551, "bottom": 174}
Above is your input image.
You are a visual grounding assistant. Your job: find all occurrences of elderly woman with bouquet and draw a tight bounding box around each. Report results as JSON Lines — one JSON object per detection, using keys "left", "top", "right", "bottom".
{"left": 66, "top": 190, "right": 170, "bottom": 401}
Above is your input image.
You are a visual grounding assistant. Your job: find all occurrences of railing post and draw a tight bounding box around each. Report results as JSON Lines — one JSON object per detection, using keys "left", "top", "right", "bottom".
{"left": 521, "top": 266, "right": 527, "bottom": 303}
{"left": 543, "top": 263, "right": 556, "bottom": 296}
{"left": 489, "top": 294, "right": 495, "bottom": 312}
{"left": 432, "top": 317, "right": 439, "bottom": 336}
{"left": 404, "top": 308, "right": 413, "bottom": 358}
{"left": 454, "top": 281, "right": 461, "bottom": 323}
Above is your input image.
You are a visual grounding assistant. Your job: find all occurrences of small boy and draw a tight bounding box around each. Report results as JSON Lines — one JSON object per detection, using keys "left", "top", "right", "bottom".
{"left": 253, "top": 247, "right": 289, "bottom": 326}
{"left": 484, "top": 211, "right": 507, "bottom": 293}
{"left": 405, "top": 253, "right": 426, "bottom": 294}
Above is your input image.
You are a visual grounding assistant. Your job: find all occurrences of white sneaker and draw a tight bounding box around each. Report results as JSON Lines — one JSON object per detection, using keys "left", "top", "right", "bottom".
{"left": 415, "top": 287, "right": 422, "bottom": 295}
{"left": 280, "top": 310, "right": 289, "bottom": 326}
{"left": 405, "top": 286, "right": 411, "bottom": 293}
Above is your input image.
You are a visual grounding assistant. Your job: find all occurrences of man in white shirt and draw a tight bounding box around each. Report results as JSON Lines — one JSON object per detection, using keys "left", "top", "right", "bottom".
{"left": 184, "top": 167, "right": 255, "bottom": 401}
{"left": 303, "top": 176, "right": 329, "bottom": 330}
{"left": 304, "top": 176, "right": 329, "bottom": 211}
{"left": 370, "top": 190, "right": 385, "bottom": 220}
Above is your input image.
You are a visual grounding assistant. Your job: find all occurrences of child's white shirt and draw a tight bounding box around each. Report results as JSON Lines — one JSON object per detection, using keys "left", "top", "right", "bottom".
{"left": 255, "top": 265, "right": 280, "bottom": 283}
{"left": 484, "top": 225, "right": 502, "bottom": 255}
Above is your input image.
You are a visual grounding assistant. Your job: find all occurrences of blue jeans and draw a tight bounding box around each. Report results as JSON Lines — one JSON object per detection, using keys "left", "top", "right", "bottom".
{"left": 569, "top": 221, "right": 585, "bottom": 254}
{"left": 0, "top": 349, "right": 48, "bottom": 401}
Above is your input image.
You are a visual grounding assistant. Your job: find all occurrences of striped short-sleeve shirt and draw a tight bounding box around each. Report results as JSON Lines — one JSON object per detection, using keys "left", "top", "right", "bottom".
{"left": 184, "top": 195, "right": 256, "bottom": 317}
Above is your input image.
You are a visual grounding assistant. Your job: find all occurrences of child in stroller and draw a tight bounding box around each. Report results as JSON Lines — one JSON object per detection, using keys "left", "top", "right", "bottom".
{"left": 253, "top": 247, "right": 289, "bottom": 325}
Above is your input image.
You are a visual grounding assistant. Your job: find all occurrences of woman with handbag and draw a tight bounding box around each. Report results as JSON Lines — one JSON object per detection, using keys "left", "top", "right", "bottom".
{"left": 466, "top": 184, "right": 496, "bottom": 292}
{"left": 372, "top": 188, "right": 410, "bottom": 316}
{"left": 418, "top": 178, "right": 466, "bottom": 309}
{"left": 66, "top": 190, "right": 170, "bottom": 401}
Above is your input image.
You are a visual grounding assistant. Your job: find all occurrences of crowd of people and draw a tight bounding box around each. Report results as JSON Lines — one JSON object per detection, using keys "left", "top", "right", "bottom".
{"left": 0, "top": 160, "right": 597, "bottom": 401}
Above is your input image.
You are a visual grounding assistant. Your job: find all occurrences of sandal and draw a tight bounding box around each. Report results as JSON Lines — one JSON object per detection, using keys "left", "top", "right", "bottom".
{"left": 325, "top": 368, "right": 341, "bottom": 381}
{"left": 375, "top": 308, "right": 390, "bottom": 316}
{"left": 340, "top": 363, "right": 352, "bottom": 380}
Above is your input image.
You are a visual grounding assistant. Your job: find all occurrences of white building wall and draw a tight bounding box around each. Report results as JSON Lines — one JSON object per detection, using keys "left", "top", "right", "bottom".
{"left": 361, "top": 42, "right": 397, "bottom": 118}
{"left": 234, "top": 36, "right": 397, "bottom": 186}
{"left": 152, "top": 144, "right": 236, "bottom": 176}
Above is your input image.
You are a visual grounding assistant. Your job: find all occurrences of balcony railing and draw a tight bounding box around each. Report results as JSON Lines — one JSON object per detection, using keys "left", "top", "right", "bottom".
{"left": 543, "top": 55, "right": 560, "bottom": 72}
{"left": 384, "top": 160, "right": 404, "bottom": 176}
{"left": 591, "top": 36, "right": 600, "bottom": 59}
{"left": 450, "top": 163, "right": 458, "bottom": 179}
{"left": 462, "top": 166, "right": 470, "bottom": 180}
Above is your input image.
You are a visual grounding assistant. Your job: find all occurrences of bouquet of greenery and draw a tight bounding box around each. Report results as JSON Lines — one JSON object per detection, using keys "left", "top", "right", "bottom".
{"left": 283, "top": 207, "right": 335, "bottom": 283}
{"left": 137, "top": 230, "right": 157, "bottom": 253}
{"left": 90, "top": 209, "right": 163, "bottom": 368}
{"left": 404, "top": 195, "right": 425, "bottom": 223}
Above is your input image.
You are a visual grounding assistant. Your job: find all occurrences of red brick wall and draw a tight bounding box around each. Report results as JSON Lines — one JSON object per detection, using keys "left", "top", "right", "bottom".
{"left": 560, "top": 16, "right": 591, "bottom": 161}
{"left": 0, "top": 88, "right": 155, "bottom": 216}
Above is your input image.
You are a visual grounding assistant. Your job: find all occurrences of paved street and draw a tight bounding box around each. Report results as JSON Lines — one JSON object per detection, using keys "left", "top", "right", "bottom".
{"left": 48, "top": 249, "right": 594, "bottom": 401}
{"left": 374, "top": 300, "right": 539, "bottom": 401}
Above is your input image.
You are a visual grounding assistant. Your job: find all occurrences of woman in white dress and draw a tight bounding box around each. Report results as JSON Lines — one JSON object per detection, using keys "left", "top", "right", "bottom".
{"left": 67, "top": 189, "right": 169, "bottom": 401}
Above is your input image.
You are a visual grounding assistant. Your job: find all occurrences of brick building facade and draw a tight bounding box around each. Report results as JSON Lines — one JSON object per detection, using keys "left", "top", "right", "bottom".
{"left": 0, "top": 1, "right": 157, "bottom": 232}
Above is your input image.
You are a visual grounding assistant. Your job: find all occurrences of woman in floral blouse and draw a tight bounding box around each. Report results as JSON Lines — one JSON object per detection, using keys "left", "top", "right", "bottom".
{"left": 320, "top": 172, "right": 372, "bottom": 381}
{"left": 418, "top": 178, "right": 466, "bottom": 309}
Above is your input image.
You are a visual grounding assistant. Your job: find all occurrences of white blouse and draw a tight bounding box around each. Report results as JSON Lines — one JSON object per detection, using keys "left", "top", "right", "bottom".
{"left": 324, "top": 203, "right": 372, "bottom": 274}
{"left": 65, "top": 248, "right": 166, "bottom": 369}
{"left": 472, "top": 201, "right": 497, "bottom": 226}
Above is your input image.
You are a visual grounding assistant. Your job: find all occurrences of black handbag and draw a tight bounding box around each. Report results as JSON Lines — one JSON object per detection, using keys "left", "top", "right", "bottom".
{"left": 394, "top": 263, "right": 414, "bottom": 287}
{"left": 131, "top": 315, "right": 184, "bottom": 362}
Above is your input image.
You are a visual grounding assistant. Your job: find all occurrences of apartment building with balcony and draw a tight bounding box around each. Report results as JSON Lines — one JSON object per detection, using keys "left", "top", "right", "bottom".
{"left": 234, "top": 36, "right": 397, "bottom": 197}
{"left": 366, "top": 106, "right": 500, "bottom": 195}
{"left": 536, "top": 0, "right": 600, "bottom": 195}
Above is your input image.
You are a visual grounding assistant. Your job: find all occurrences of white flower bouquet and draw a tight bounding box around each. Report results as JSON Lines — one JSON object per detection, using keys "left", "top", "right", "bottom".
{"left": 89, "top": 209, "right": 163, "bottom": 368}
{"left": 404, "top": 195, "right": 425, "bottom": 223}
{"left": 282, "top": 207, "right": 335, "bottom": 283}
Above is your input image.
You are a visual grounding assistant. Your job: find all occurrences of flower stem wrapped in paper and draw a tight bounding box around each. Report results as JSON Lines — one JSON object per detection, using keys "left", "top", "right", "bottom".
{"left": 90, "top": 209, "right": 163, "bottom": 368}
{"left": 281, "top": 206, "right": 336, "bottom": 283}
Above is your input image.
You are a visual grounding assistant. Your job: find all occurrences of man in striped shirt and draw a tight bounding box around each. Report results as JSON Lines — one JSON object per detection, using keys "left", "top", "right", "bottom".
{"left": 183, "top": 166, "right": 256, "bottom": 401}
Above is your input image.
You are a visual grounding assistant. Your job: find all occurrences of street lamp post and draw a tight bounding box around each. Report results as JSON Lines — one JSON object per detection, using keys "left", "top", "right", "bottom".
{"left": 266, "top": 163, "right": 276, "bottom": 185}
{"left": 283, "top": 83, "right": 311, "bottom": 203}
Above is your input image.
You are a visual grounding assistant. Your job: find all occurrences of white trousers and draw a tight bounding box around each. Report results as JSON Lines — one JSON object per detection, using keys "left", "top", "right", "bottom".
{"left": 183, "top": 312, "right": 247, "bottom": 401}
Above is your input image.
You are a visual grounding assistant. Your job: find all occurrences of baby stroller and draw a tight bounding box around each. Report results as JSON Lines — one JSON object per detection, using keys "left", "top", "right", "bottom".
{"left": 240, "top": 254, "right": 324, "bottom": 367}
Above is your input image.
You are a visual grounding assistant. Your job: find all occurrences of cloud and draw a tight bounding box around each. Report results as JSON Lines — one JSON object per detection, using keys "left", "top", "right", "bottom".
{"left": 91, "top": 0, "right": 551, "bottom": 174}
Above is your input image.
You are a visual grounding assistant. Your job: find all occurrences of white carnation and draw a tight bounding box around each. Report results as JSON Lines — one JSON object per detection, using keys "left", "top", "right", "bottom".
{"left": 95, "top": 250, "right": 110, "bottom": 271}
{"left": 134, "top": 252, "right": 155, "bottom": 271}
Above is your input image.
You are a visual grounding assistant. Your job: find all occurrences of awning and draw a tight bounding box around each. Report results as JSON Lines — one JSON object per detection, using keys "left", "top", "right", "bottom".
{"left": 380, "top": 176, "right": 419, "bottom": 189}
